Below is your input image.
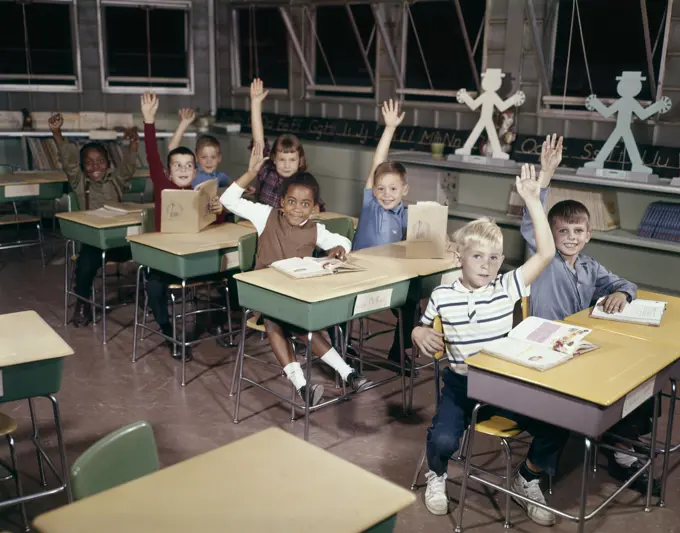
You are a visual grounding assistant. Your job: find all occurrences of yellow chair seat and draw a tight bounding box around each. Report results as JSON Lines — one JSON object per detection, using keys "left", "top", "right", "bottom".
{"left": 475, "top": 416, "right": 522, "bottom": 438}
{"left": 168, "top": 280, "right": 214, "bottom": 290}
{"left": 0, "top": 214, "right": 39, "bottom": 226}
{"left": 246, "top": 312, "right": 265, "bottom": 333}
{"left": 0, "top": 412, "right": 18, "bottom": 436}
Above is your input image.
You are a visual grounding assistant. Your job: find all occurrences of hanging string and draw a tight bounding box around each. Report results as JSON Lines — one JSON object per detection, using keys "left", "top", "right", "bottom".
{"left": 21, "top": 2, "right": 34, "bottom": 109}
{"left": 472, "top": 10, "right": 485, "bottom": 56}
{"left": 652, "top": 5, "right": 667, "bottom": 57}
{"left": 574, "top": 0, "right": 593, "bottom": 95}
{"left": 405, "top": 3, "right": 433, "bottom": 90}
{"left": 303, "top": 5, "right": 336, "bottom": 85}
{"left": 560, "top": 0, "right": 576, "bottom": 113}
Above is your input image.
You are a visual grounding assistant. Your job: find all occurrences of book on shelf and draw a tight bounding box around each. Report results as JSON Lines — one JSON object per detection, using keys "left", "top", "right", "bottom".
{"left": 637, "top": 202, "right": 680, "bottom": 243}
{"left": 482, "top": 316, "right": 598, "bottom": 371}
{"left": 270, "top": 257, "right": 365, "bottom": 279}
{"left": 590, "top": 297, "right": 667, "bottom": 326}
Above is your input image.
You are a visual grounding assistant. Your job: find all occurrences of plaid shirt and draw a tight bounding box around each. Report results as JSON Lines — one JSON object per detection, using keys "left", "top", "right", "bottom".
{"left": 249, "top": 138, "right": 326, "bottom": 211}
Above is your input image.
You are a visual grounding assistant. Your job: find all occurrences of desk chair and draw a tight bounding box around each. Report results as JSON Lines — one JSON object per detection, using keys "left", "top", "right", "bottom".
{"left": 0, "top": 412, "right": 28, "bottom": 530}
{"left": 0, "top": 201, "right": 45, "bottom": 267}
{"left": 71, "top": 421, "right": 159, "bottom": 500}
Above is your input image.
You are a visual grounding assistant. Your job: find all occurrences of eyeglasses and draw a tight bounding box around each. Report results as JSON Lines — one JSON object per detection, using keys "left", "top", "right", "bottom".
{"left": 171, "top": 162, "right": 195, "bottom": 171}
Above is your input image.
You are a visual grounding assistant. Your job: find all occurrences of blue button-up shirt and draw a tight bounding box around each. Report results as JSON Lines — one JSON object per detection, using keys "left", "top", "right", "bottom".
{"left": 192, "top": 167, "right": 232, "bottom": 189}
{"left": 353, "top": 188, "right": 408, "bottom": 251}
{"left": 520, "top": 188, "right": 637, "bottom": 320}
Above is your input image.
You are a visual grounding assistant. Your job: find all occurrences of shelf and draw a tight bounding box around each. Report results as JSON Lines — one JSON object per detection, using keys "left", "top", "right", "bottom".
{"left": 447, "top": 202, "right": 680, "bottom": 254}
{"left": 394, "top": 152, "right": 680, "bottom": 196}
{"left": 0, "top": 131, "right": 197, "bottom": 138}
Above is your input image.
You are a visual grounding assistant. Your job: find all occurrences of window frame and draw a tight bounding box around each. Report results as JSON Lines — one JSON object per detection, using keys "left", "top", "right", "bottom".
{"left": 96, "top": 0, "right": 195, "bottom": 95}
{"left": 228, "top": 5, "right": 290, "bottom": 97}
{"left": 0, "top": 0, "right": 82, "bottom": 93}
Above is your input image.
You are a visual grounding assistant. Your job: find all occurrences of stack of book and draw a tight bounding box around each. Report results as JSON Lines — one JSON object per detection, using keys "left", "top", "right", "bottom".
{"left": 637, "top": 202, "right": 680, "bottom": 243}
{"left": 26, "top": 138, "right": 147, "bottom": 172}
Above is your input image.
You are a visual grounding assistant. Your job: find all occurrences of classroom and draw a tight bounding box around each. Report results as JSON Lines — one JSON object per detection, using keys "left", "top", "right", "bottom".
{"left": 0, "top": 0, "right": 679, "bottom": 532}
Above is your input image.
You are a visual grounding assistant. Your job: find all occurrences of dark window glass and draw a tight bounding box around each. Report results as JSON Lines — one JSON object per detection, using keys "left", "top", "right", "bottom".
{"left": 238, "top": 7, "right": 288, "bottom": 89}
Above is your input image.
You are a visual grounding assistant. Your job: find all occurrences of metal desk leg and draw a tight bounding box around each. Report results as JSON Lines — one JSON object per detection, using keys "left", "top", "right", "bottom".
{"left": 577, "top": 438, "right": 592, "bottom": 533}
{"left": 27, "top": 399, "right": 47, "bottom": 487}
{"left": 100, "top": 250, "right": 107, "bottom": 344}
{"left": 63, "top": 240, "right": 71, "bottom": 326}
{"left": 660, "top": 379, "right": 677, "bottom": 507}
{"left": 645, "top": 392, "right": 660, "bottom": 512}
{"left": 181, "top": 280, "right": 187, "bottom": 387}
{"left": 230, "top": 310, "right": 249, "bottom": 397}
{"left": 303, "top": 331, "right": 313, "bottom": 441}
{"left": 132, "top": 265, "right": 143, "bottom": 363}
{"left": 455, "top": 402, "right": 482, "bottom": 533}
{"left": 397, "top": 308, "right": 406, "bottom": 414}
{"left": 233, "top": 312, "right": 249, "bottom": 419}
{"left": 48, "top": 395, "right": 72, "bottom": 503}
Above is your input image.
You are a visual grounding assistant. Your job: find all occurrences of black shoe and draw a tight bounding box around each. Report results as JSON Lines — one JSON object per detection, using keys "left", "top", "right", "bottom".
{"left": 388, "top": 348, "right": 419, "bottom": 377}
{"left": 72, "top": 301, "right": 91, "bottom": 328}
{"left": 215, "top": 325, "right": 235, "bottom": 348}
{"left": 297, "top": 384, "right": 324, "bottom": 406}
{"left": 160, "top": 324, "right": 193, "bottom": 362}
{"left": 608, "top": 459, "right": 661, "bottom": 497}
{"left": 347, "top": 372, "right": 373, "bottom": 393}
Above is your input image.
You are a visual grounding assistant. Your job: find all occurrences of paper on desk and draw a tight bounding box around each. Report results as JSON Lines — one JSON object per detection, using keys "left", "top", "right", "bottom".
{"left": 591, "top": 298, "right": 666, "bottom": 325}
{"left": 88, "top": 207, "right": 126, "bottom": 218}
{"left": 5, "top": 184, "right": 39, "bottom": 198}
{"left": 354, "top": 288, "right": 393, "bottom": 315}
{"left": 622, "top": 377, "right": 655, "bottom": 418}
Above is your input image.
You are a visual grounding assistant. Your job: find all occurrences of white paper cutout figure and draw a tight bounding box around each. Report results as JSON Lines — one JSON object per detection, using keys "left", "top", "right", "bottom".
{"left": 584, "top": 71, "right": 671, "bottom": 174}
{"left": 455, "top": 69, "right": 525, "bottom": 160}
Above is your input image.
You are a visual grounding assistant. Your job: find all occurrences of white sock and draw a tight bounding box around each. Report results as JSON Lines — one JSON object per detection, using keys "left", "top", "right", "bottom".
{"left": 321, "top": 348, "right": 353, "bottom": 381}
{"left": 614, "top": 449, "right": 637, "bottom": 467}
{"left": 283, "top": 362, "right": 306, "bottom": 390}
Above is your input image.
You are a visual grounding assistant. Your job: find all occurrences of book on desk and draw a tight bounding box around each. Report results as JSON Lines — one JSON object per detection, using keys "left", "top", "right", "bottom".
{"left": 270, "top": 257, "right": 365, "bottom": 279}
{"left": 590, "top": 297, "right": 667, "bottom": 326}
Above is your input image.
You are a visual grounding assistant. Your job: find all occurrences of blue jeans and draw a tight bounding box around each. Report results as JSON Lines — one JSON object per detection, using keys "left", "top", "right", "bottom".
{"left": 426, "top": 368, "right": 569, "bottom": 476}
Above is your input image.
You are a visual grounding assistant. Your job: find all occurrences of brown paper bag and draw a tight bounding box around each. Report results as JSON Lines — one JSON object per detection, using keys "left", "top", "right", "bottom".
{"left": 406, "top": 201, "right": 449, "bottom": 258}
{"left": 161, "top": 179, "right": 217, "bottom": 233}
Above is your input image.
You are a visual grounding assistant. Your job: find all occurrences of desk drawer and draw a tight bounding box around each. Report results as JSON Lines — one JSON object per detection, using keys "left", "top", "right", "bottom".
{"left": 0, "top": 182, "right": 64, "bottom": 202}
{"left": 0, "top": 358, "right": 64, "bottom": 403}
{"left": 60, "top": 219, "right": 137, "bottom": 250}
{"left": 130, "top": 242, "right": 237, "bottom": 279}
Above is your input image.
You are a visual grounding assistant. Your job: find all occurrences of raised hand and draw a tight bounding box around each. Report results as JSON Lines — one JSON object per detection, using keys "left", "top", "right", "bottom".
{"left": 540, "top": 134, "right": 563, "bottom": 175}
{"left": 48, "top": 113, "right": 63, "bottom": 132}
{"left": 121, "top": 126, "right": 139, "bottom": 144}
{"left": 382, "top": 99, "right": 405, "bottom": 128}
{"left": 179, "top": 108, "right": 196, "bottom": 124}
{"left": 248, "top": 141, "right": 269, "bottom": 173}
{"left": 585, "top": 94, "right": 598, "bottom": 112}
{"left": 657, "top": 96, "right": 672, "bottom": 115}
{"left": 515, "top": 163, "right": 540, "bottom": 202}
{"left": 141, "top": 92, "right": 159, "bottom": 123}
{"left": 250, "top": 78, "right": 269, "bottom": 105}
{"left": 512, "top": 91, "right": 526, "bottom": 106}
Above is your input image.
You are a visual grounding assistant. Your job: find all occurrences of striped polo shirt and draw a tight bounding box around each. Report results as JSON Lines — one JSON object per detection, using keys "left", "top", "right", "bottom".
{"left": 421, "top": 268, "right": 529, "bottom": 374}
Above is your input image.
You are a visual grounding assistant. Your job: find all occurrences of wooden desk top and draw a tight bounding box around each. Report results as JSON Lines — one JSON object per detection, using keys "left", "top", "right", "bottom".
{"left": 234, "top": 254, "right": 412, "bottom": 303}
{"left": 564, "top": 290, "right": 680, "bottom": 348}
{"left": 0, "top": 170, "right": 149, "bottom": 186}
{"left": 32, "top": 427, "right": 415, "bottom": 533}
{"left": 127, "top": 223, "right": 255, "bottom": 255}
{"left": 237, "top": 211, "right": 359, "bottom": 230}
{"left": 352, "top": 241, "right": 459, "bottom": 277}
{"left": 56, "top": 203, "right": 153, "bottom": 229}
{"left": 467, "top": 327, "right": 679, "bottom": 406}
{"left": 0, "top": 311, "right": 73, "bottom": 366}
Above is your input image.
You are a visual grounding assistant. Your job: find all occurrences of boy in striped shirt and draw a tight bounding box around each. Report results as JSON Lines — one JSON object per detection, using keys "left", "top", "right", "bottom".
{"left": 412, "top": 164, "right": 568, "bottom": 526}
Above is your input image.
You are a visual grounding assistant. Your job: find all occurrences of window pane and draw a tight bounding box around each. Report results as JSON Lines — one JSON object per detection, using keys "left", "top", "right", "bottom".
{"left": 105, "top": 6, "right": 148, "bottom": 77}
{"left": 551, "top": 0, "right": 666, "bottom": 99}
{"left": 315, "top": 5, "right": 376, "bottom": 88}
{"left": 405, "top": 0, "right": 485, "bottom": 92}
{"left": 149, "top": 9, "right": 187, "bottom": 78}
{"left": 0, "top": 3, "right": 27, "bottom": 75}
{"left": 237, "top": 8, "right": 288, "bottom": 89}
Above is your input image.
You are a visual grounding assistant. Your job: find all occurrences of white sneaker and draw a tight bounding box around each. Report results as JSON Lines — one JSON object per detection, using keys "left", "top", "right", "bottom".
{"left": 511, "top": 472, "right": 556, "bottom": 526}
{"left": 424, "top": 470, "right": 449, "bottom": 515}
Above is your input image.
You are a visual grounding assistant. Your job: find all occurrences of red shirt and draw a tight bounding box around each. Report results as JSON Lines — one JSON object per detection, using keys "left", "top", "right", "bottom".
{"left": 144, "top": 123, "right": 224, "bottom": 231}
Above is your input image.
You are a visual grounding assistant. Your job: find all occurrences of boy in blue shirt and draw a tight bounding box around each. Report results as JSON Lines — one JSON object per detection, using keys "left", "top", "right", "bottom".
{"left": 521, "top": 134, "right": 659, "bottom": 496}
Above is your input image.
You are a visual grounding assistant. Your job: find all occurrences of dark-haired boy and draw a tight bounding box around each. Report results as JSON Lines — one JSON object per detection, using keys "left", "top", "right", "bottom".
{"left": 220, "top": 143, "right": 373, "bottom": 405}
{"left": 521, "top": 134, "right": 658, "bottom": 496}
{"left": 48, "top": 112, "right": 139, "bottom": 327}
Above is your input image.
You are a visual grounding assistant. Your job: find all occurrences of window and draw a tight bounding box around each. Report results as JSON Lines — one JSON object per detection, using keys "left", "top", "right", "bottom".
{"left": 98, "top": 0, "right": 193, "bottom": 94}
{"left": 401, "top": 0, "right": 485, "bottom": 102}
{"left": 234, "top": 7, "right": 288, "bottom": 90}
{"left": 550, "top": 0, "right": 667, "bottom": 102}
{"left": 313, "top": 4, "right": 376, "bottom": 97}
{"left": 0, "top": 0, "right": 80, "bottom": 91}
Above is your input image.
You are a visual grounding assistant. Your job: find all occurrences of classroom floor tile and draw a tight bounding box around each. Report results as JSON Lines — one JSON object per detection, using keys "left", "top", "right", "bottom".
{"left": 1, "top": 244, "right": 680, "bottom": 532}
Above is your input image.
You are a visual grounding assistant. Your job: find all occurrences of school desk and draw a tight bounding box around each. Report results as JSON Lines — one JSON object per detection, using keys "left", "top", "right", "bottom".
{"left": 233, "top": 255, "right": 413, "bottom": 440}
{"left": 460, "top": 328, "right": 680, "bottom": 533}
{"left": 564, "top": 289, "right": 680, "bottom": 506}
{"left": 32, "top": 427, "right": 415, "bottom": 533}
{"left": 0, "top": 310, "right": 74, "bottom": 508}
{"left": 128, "top": 223, "right": 256, "bottom": 386}
{"left": 57, "top": 204, "right": 154, "bottom": 344}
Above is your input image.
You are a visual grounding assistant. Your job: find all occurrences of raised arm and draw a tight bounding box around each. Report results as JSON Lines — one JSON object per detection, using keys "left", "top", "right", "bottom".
{"left": 516, "top": 164, "right": 556, "bottom": 285}
{"left": 365, "top": 99, "right": 405, "bottom": 188}
{"left": 250, "top": 78, "right": 269, "bottom": 146}
{"left": 585, "top": 95, "right": 617, "bottom": 118}
{"left": 495, "top": 90, "right": 525, "bottom": 113}
{"left": 140, "top": 92, "right": 166, "bottom": 188}
{"left": 456, "top": 88, "right": 482, "bottom": 111}
{"left": 47, "top": 113, "right": 84, "bottom": 187}
{"left": 634, "top": 96, "right": 672, "bottom": 121}
{"left": 168, "top": 108, "right": 195, "bottom": 151}
{"left": 112, "top": 127, "right": 140, "bottom": 183}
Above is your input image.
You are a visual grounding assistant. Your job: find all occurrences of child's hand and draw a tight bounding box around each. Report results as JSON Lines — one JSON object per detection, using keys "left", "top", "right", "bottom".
{"left": 515, "top": 164, "right": 540, "bottom": 203}
{"left": 327, "top": 246, "right": 346, "bottom": 261}
{"left": 599, "top": 292, "right": 628, "bottom": 314}
{"left": 412, "top": 326, "right": 445, "bottom": 358}
{"left": 540, "top": 134, "right": 563, "bottom": 179}
{"left": 248, "top": 141, "right": 269, "bottom": 173}
{"left": 245, "top": 185, "right": 257, "bottom": 195}
{"left": 121, "top": 127, "right": 139, "bottom": 144}
{"left": 209, "top": 197, "right": 224, "bottom": 215}
{"left": 250, "top": 78, "right": 269, "bottom": 104}
{"left": 48, "top": 113, "right": 63, "bottom": 132}
{"left": 141, "top": 92, "right": 159, "bottom": 123}
{"left": 382, "top": 99, "right": 405, "bottom": 128}
{"left": 179, "top": 108, "right": 196, "bottom": 125}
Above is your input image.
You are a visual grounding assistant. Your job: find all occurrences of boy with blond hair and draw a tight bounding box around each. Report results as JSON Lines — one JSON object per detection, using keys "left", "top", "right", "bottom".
{"left": 412, "top": 164, "right": 568, "bottom": 526}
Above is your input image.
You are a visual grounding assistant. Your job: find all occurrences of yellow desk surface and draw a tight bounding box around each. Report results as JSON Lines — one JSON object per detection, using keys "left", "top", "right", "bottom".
{"left": 564, "top": 290, "right": 680, "bottom": 348}
{"left": 237, "top": 211, "right": 359, "bottom": 230}
{"left": 234, "top": 254, "right": 413, "bottom": 303}
{"left": 352, "top": 241, "right": 459, "bottom": 277}
{"left": 0, "top": 311, "right": 73, "bottom": 367}
{"left": 56, "top": 203, "right": 153, "bottom": 229}
{"left": 0, "top": 169, "right": 150, "bottom": 186}
{"left": 467, "top": 327, "right": 679, "bottom": 406}
{"left": 127, "top": 223, "right": 255, "bottom": 255}
{"left": 32, "top": 427, "right": 415, "bottom": 533}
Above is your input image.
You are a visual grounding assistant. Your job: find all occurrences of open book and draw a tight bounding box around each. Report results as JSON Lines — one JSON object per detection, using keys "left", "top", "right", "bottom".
{"left": 590, "top": 297, "right": 667, "bottom": 326}
{"left": 270, "top": 257, "right": 365, "bottom": 279}
{"left": 482, "top": 317, "right": 598, "bottom": 371}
